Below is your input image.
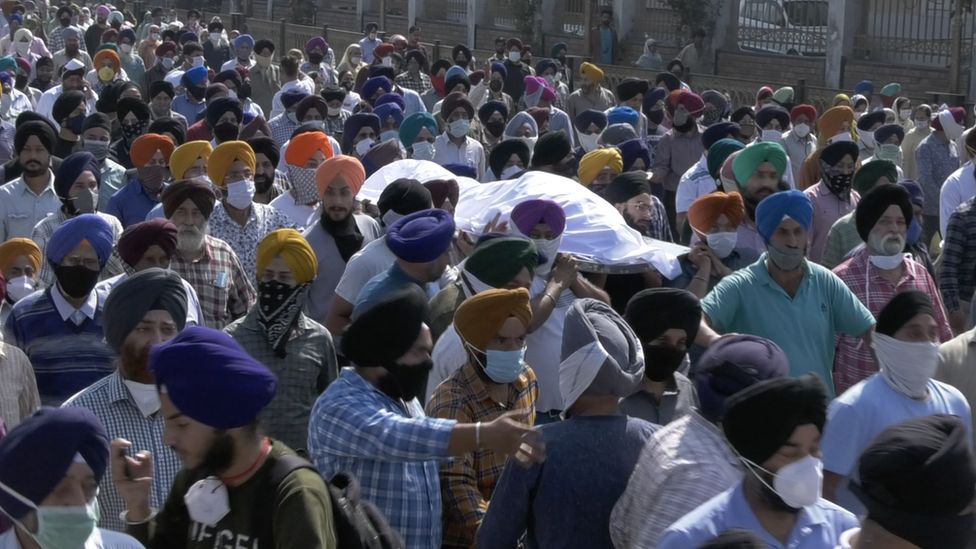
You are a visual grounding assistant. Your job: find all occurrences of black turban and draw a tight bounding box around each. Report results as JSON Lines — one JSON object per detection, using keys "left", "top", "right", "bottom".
{"left": 616, "top": 77, "right": 649, "bottom": 102}
{"left": 857, "top": 109, "right": 886, "bottom": 131}
{"left": 321, "top": 84, "right": 346, "bottom": 103}
{"left": 118, "top": 96, "right": 151, "bottom": 121}
{"left": 876, "top": 290, "right": 934, "bottom": 337}
{"left": 296, "top": 95, "right": 328, "bottom": 121}
{"left": 161, "top": 179, "right": 216, "bottom": 219}
{"left": 149, "top": 80, "right": 175, "bottom": 99}
{"left": 654, "top": 72, "right": 681, "bottom": 92}
{"left": 723, "top": 375, "right": 828, "bottom": 464}
{"left": 103, "top": 268, "right": 188, "bottom": 352}
{"left": 852, "top": 415, "right": 976, "bottom": 549}
{"left": 247, "top": 136, "right": 279, "bottom": 167}
{"left": 604, "top": 171, "right": 652, "bottom": 204}
{"left": 530, "top": 130, "right": 572, "bottom": 168}
{"left": 854, "top": 183, "right": 913, "bottom": 242}
{"left": 82, "top": 112, "right": 111, "bottom": 134}
{"left": 15, "top": 120, "right": 55, "bottom": 153}
{"left": 214, "top": 69, "right": 242, "bottom": 90}
{"left": 378, "top": 178, "right": 432, "bottom": 217}
{"left": 755, "top": 105, "right": 790, "bottom": 129}
{"left": 342, "top": 287, "right": 429, "bottom": 366}
{"left": 819, "top": 140, "right": 859, "bottom": 166}
{"left": 624, "top": 288, "right": 702, "bottom": 344}
{"left": 489, "top": 139, "right": 530, "bottom": 179}
{"left": 731, "top": 106, "right": 755, "bottom": 124}
{"left": 147, "top": 117, "right": 187, "bottom": 146}
{"left": 52, "top": 90, "right": 85, "bottom": 125}
{"left": 205, "top": 97, "right": 243, "bottom": 128}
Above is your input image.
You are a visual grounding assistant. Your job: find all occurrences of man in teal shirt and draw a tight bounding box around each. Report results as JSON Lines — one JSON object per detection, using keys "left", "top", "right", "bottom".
{"left": 702, "top": 190, "right": 875, "bottom": 396}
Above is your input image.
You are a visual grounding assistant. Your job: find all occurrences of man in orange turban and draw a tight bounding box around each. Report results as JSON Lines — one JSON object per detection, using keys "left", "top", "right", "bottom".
{"left": 272, "top": 131, "right": 336, "bottom": 228}
{"left": 426, "top": 287, "right": 538, "bottom": 548}
{"left": 106, "top": 133, "right": 174, "bottom": 227}
{"left": 680, "top": 192, "right": 752, "bottom": 297}
{"left": 0, "top": 237, "right": 42, "bottom": 308}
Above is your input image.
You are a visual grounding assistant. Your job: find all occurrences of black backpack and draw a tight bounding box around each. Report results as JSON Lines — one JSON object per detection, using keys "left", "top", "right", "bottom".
{"left": 261, "top": 453, "right": 404, "bottom": 549}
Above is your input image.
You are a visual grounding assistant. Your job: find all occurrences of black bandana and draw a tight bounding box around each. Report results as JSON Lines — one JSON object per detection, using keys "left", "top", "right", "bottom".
{"left": 257, "top": 280, "right": 308, "bottom": 358}
{"left": 320, "top": 212, "right": 364, "bottom": 263}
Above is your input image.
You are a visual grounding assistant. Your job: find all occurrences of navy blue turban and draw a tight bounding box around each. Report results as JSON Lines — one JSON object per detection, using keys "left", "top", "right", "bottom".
{"left": 386, "top": 208, "right": 456, "bottom": 263}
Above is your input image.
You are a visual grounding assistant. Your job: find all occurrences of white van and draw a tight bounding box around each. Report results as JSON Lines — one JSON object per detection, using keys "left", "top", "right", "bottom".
{"left": 738, "top": 0, "right": 828, "bottom": 56}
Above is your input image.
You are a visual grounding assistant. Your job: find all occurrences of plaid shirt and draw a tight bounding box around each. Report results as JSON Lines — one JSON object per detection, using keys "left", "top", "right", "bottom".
{"left": 308, "top": 368, "right": 456, "bottom": 549}
{"left": 395, "top": 71, "right": 433, "bottom": 95}
{"left": 170, "top": 235, "right": 255, "bottom": 329}
{"left": 208, "top": 202, "right": 296, "bottom": 285}
{"left": 609, "top": 411, "right": 741, "bottom": 549}
{"left": 32, "top": 210, "right": 127, "bottom": 288}
{"left": 0, "top": 343, "right": 38, "bottom": 430}
{"left": 61, "top": 372, "right": 181, "bottom": 532}
{"left": 648, "top": 195, "right": 673, "bottom": 242}
{"left": 269, "top": 113, "right": 299, "bottom": 148}
{"left": 833, "top": 247, "right": 952, "bottom": 394}
{"left": 941, "top": 197, "right": 976, "bottom": 312}
{"left": 323, "top": 112, "right": 350, "bottom": 142}
{"left": 425, "top": 361, "right": 538, "bottom": 548}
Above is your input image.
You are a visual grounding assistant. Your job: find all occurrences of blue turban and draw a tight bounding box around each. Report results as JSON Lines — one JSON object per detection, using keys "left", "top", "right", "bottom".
{"left": 182, "top": 66, "right": 208, "bottom": 87}
{"left": 399, "top": 112, "right": 438, "bottom": 149}
{"left": 280, "top": 89, "right": 308, "bottom": 110}
{"left": 443, "top": 163, "right": 477, "bottom": 178}
{"left": 755, "top": 190, "right": 813, "bottom": 244}
{"left": 702, "top": 121, "right": 741, "bottom": 150}
{"left": 574, "top": 109, "right": 608, "bottom": 132}
{"left": 607, "top": 106, "right": 639, "bottom": 129}
{"left": 46, "top": 213, "right": 114, "bottom": 268}
{"left": 8, "top": 13, "right": 21, "bottom": 24}
{"left": 875, "top": 123, "right": 905, "bottom": 144}
{"left": 342, "top": 113, "right": 381, "bottom": 154}
{"left": 478, "top": 100, "right": 508, "bottom": 124}
{"left": 387, "top": 208, "right": 456, "bottom": 263}
{"left": 535, "top": 59, "right": 557, "bottom": 76}
{"left": 373, "top": 103, "right": 404, "bottom": 128}
{"left": 490, "top": 62, "right": 507, "bottom": 79}
{"left": 0, "top": 407, "right": 109, "bottom": 520}
{"left": 234, "top": 34, "right": 255, "bottom": 49}
{"left": 150, "top": 326, "right": 277, "bottom": 429}
{"left": 445, "top": 65, "right": 466, "bottom": 83}
{"left": 54, "top": 151, "right": 101, "bottom": 200}
{"left": 362, "top": 76, "right": 393, "bottom": 101}
{"left": 375, "top": 92, "right": 406, "bottom": 112}
{"left": 643, "top": 86, "right": 668, "bottom": 113}
{"left": 618, "top": 138, "right": 651, "bottom": 171}
{"left": 178, "top": 31, "right": 197, "bottom": 45}
{"left": 854, "top": 79, "right": 874, "bottom": 95}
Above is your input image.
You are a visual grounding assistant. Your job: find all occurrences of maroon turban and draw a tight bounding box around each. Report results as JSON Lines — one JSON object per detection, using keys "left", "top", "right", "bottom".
{"left": 117, "top": 218, "right": 179, "bottom": 267}
{"left": 160, "top": 179, "right": 217, "bottom": 219}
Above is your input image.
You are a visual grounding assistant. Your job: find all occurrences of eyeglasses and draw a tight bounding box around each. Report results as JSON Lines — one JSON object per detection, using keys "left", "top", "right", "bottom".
{"left": 629, "top": 202, "right": 652, "bottom": 212}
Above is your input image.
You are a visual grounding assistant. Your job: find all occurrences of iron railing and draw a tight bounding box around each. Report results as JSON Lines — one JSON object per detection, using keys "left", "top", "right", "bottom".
{"left": 737, "top": 0, "right": 828, "bottom": 57}
{"left": 853, "top": 0, "right": 974, "bottom": 66}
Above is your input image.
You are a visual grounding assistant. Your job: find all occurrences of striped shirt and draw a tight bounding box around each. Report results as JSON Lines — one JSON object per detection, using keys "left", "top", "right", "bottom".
{"left": 62, "top": 372, "right": 181, "bottom": 532}
{"left": 32, "top": 210, "right": 127, "bottom": 287}
{"left": 940, "top": 196, "right": 976, "bottom": 312}
{"left": 170, "top": 235, "right": 255, "bottom": 329}
{"left": 0, "top": 342, "right": 39, "bottom": 430}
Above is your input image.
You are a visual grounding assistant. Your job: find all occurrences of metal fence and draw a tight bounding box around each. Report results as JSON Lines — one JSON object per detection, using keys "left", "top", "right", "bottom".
{"left": 853, "top": 0, "right": 974, "bottom": 66}
{"left": 736, "top": 0, "right": 828, "bottom": 57}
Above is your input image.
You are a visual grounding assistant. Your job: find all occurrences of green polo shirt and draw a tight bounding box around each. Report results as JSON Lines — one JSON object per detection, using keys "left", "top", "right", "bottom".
{"left": 702, "top": 253, "right": 875, "bottom": 397}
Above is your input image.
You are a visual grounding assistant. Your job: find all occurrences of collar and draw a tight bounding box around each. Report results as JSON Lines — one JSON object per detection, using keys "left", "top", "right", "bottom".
{"left": 757, "top": 252, "right": 811, "bottom": 291}
{"left": 18, "top": 171, "right": 54, "bottom": 196}
{"left": 729, "top": 482, "right": 829, "bottom": 537}
{"left": 855, "top": 247, "right": 916, "bottom": 282}
{"left": 106, "top": 371, "right": 132, "bottom": 404}
{"left": 49, "top": 283, "right": 98, "bottom": 322}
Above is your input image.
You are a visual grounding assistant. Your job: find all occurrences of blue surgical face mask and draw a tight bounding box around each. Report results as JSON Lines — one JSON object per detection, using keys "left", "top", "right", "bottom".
{"left": 483, "top": 348, "right": 526, "bottom": 383}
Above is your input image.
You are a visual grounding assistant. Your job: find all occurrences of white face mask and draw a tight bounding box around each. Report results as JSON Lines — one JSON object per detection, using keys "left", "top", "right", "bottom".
{"left": 355, "top": 137, "right": 374, "bottom": 157}
{"left": 761, "top": 128, "right": 784, "bottom": 143}
{"left": 532, "top": 236, "right": 562, "bottom": 276}
{"left": 14, "top": 42, "right": 29, "bottom": 56}
{"left": 516, "top": 136, "right": 537, "bottom": 152}
{"left": 191, "top": 56, "right": 205, "bottom": 67}
{"left": 508, "top": 50, "right": 520, "bottom": 62}
{"left": 899, "top": 108, "right": 912, "bottom": 120}
{"left": 120, "top": 43, "right": 133, "bottom": 54}
{"left": 123, "top": 380, "right": 161, "bottom": 416}
{"left": 915, "top": 120, "right": 930, "bottom": 130}
{"left": 793, "top": 123, "right": 810, "bottom": 138}
{"left": 706, "top": 231, "right": 738, "bottom": 259}
{"left": 380, "top": 129, "right": 399, "bottom": 143}
{"left": 380, "top": 56, "right": 392, "bottom": 67}
{"left": 184, "top": 476, "right": 230, "bottom": 526}
{"left": 873, "top": 332, "right": 939, "bottom": 399}
{"left": 209, "top": 33, "right": 221, "bottom": 44}
{"left": 860, "top": 129, "right": 876, "bottom": 149}
{"left": 225, "top": 178, "right": 255, "bottom": 209}
{"left": 828, "top": 131, "right": 855, "bottom": 144}
{"left": 578, "top": 132, "right": 600, "bottom": 152}
{"left": 672, "top": 109, "right": 689, "bottom": 126}
{"left": 5, "top": 275, "right": 34, "bottom": 302}
{"left": 326, "top": 106, "right": 342, "bottom": 116}
{"left": 876, "top": 143, "right": 902, "bottom": 164}
{"left": 448, "top": 118, "right": 470, "bottom": 138}
{"left": 226, "top": 89, "right": 238, "bottom": 100}
{"left": 742, "top": 455, "right": 824, "bottom": 509}
{"left": 411, "top": 140, "right": 435, "bottom": 160}
{"left": 350, "top": 55, "right": 362, "bottom": 65}
{"left": 500, "top": 164, "right": 522, "bottom": 179}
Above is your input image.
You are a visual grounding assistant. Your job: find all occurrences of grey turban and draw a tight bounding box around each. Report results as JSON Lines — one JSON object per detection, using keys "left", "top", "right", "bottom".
{"left": 103, "top": 268, "right": 188, "bottom": 352}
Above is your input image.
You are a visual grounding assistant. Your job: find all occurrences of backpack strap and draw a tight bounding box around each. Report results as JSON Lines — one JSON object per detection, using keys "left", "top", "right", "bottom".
{"left": 252, "top": 452, "right": 320, "bottom": 545}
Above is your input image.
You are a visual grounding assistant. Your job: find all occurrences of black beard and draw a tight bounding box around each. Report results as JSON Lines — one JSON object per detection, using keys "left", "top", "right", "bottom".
{"left": 623, "top": 210, "right": 650, "bottom": 235}
{"left": 196, "top": 430, "right": 236, "bottom": 476}
{"left": 253, "top": 174, "right": 272, "bottom": 194}
{"left": 21, "top": 161, "right": 45, "bottom": 177}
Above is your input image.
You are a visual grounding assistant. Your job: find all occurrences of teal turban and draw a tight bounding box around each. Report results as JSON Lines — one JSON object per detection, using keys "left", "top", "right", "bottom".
{"left": 732, "top": 141, "right": 788, "bottom": 187}
{"left": 399, "top": 112, "right": 438, "bottom": 149}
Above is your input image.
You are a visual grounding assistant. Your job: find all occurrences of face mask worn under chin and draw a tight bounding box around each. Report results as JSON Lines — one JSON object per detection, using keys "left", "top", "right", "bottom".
{"left": 0, "top": 479, "right": 100, "bottom": 549}
{"left": 706, "top": 231, "right": 738, "bottom": 258}
{"left": 448, "top": 119, "right": 470, "bottom": 138}
{"left": 5, "top": 275, "right": 34, "bottom": 302}
{"left": 355, "top": 137, "right": 375, "bottom": 157}
{"left": 872, "top": 332, "right": 939, "bottom": 398}
{"left": 766, "top": 243, "right": 805, "bottom": 271}
{"left": 740, "top": 454, "right": 823, "bottom": 509}
{"left": 578, "top": 132, "right": 600, "bottom": 152}
{"left": 123, "top": 379, "right": 161, "bottom": 416}
{"left": 225, "top": 178, "right": 255, "bottom": 209}
{"left": 411, "top": 141, "right": 435, "bottom": 161}
{"left": 183, "top": 476, "right": 230, "bottom": 526}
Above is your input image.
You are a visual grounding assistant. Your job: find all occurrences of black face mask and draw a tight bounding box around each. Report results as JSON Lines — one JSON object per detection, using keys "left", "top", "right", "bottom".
{"left": 213, "top": 121, "right": 240, "bottom": 142}
{"left": 643, "top": 344, "right": 686, "bottom": 382}
{"left": 54, "top": 264, "right": 100, "bottom": 298}
{"left": 485, "top": 120, "right": 505, "bottom": 137}
{"left": 308, "top": 52, "right": 324, "bottom": 64}
{"left": 187, "top": 84, "right": 206, "bottom": 101}
{"left": 378, "top": 359, "right": 433, "bottom": 402}
{"left": 14, "top": 74, "right": 26, "bottom": 90}
{"left": 648, "top": 109, "right": 665, "bottom": 125}
{"left": 673, "top": 119, "right": 696, "bottom": 133}
{"left": 237, "top": 82, "right": 252, "bottom": 101}
{"left": 824, "top": 171, "right": 853, "bottom": 199}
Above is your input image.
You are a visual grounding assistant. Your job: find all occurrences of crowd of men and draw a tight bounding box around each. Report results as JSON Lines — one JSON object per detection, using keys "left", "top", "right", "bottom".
{"left": 0, "top": 2, "right": 973, "bottom": 548}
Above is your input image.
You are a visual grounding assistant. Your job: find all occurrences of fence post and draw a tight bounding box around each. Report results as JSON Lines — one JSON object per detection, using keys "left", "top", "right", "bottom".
{"left": 824, "top": 0, "right": 844, "bottom": 89}
{"left": 466, "top": 0, "right": 476, "bottom": 50}
{"left": 231, "top": 12, "right": 244, "bottom": 31}
{"left": 434, "top": 39, "right": 441, "bottom": 61}
{"left": 379, "top": 0, "right": 387, "bottom": 33}
{"left": 796, "top": 78, "right": 807, "bottom": 105}
{"left": 583, "top": 0, "right": 592, "bottom": 59}
{"left": 322, "top": 25, "right": 330, "bottom": 43}
{"left": 278, "top": 18, "right": 286, "bottom": 53}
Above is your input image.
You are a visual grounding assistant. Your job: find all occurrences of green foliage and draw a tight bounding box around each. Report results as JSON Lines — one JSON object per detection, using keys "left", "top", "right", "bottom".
{"left": 512, "top": 0, "right": 538, "bottom": 40}
{"left": 664, "top": 0, "right": 716, "bottom": 35}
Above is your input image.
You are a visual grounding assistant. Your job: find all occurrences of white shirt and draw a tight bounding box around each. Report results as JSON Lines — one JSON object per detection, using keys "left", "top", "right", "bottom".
{"left": 36, "top": 85, "right": 98, "bottom": 125}
{"left": 270, "top": 192, "right": 320, "bottom": 230}
{"left": 220, "top": 57, "right": 256, "bottom": 73}
{"left": 0, "top": 527, "right": 144, "bottom": 549}
{"left": 270, "top": 77, "right": 317, "bottom": 119}
{"left": 0, "top": 172, "right": 59, "bottom": 241}
{"left": 50, "top": 283, "right": 98, "bottom": 325}
{"left": 2, "top": 88, "right": 33, "bottom": 120}
{"left": 675, "top": 154, "right": 711, "bottom": 214}
{"left": 96, "top": 273, "right": 203, "bottom": 326}
{"left": 432, "top": 133, "right": 485, "bottom": 180}
{"left": 940, "top": 161, "right": 976, "bottom": 237}
{"left": 333, "top": 236, "right": 444, "bottom": 304}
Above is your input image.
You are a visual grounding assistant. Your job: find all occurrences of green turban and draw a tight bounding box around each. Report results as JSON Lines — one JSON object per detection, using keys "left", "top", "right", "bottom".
{"left": 732, "top": 141, "right": 788, "bottom": 187}
{"left": 465, "top": 237, "right": 539, "bottom": 288}
{"left": 854, "top": 160, "right": 898, "bottom": 195}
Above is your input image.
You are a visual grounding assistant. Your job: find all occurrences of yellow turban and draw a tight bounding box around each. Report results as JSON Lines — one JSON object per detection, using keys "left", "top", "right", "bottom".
{"left": 0, "top": 237, "right": 41, "bottom": 273}
{"left": 256, "top": 229, "right": 318, "bottom": 283}
{"left": 208, "top": 140, "right": 256, "bottom": 188}
{"left": 169, "top": 140, "right": 213, "bottom": 180}
{"left": 454, "top": 288, "right": 532, "bottom": 352}
{"left": 581, "top": 62, "right": 604, "bottom": 82}
{"left": 577, "top": 148, "right": 623, "bottom": 187}
{"left": 818, "top": 106, "right": 859, "bottom": 148}
{"left": 688, "top": 192, "right": 745, "bottom": 234}
{"left": 833, "top": 93, "right": 851, "bottom": 106}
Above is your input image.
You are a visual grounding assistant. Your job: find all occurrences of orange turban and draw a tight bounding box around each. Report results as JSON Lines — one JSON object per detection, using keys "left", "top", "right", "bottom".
{"left": 130, "top": 133, "right": 175, "bottom": 168}
{"left": 315, "top": 156, "right": 365, "bottom": 197}
{"left": 687, "top": 192, "right": 745, "bottom": 234}
{"left": 0, "top": 237, "right": 42, "bottom": 273}
{"left": 208, "top": 140, "right": 256, "bottom": 187}
{"left": 817, "top": 106, "right": 858, "bottom": 148}
{"left": 454, "top": 288, "right": 532, "bottom": 352}
{"left": 284, "top": 132, "right": 334, "bottom": 167}
{"left": 93, "top": 49, "right": 120, "bottom": 72}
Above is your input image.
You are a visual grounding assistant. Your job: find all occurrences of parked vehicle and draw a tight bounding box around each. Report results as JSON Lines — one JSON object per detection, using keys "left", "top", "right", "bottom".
{"left": 738, "top": 0, "right": 828, "bottom": 56}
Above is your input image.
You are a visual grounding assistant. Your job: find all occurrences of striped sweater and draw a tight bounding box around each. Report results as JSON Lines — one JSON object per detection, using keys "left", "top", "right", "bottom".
{"left": 3, "top": 287, "right": 115, "bottom": 405}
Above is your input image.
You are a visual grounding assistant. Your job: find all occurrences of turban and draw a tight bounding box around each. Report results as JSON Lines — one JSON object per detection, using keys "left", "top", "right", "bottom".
{"left": 306, "top": 36, "right": 327, "bottom": 52}
{"left": 280, "top": 89, "right": 308, "bottom": 110}
{"left": 117, "top": 218, "right": 178, "bottom": 267}
{"left": 488, "top": 140, "right": 530, "bottom": 179}
{"left": 901, "top": 179, "right": 924, "bottom": 208}
{"left": 378, "top": 179, "right": 432, "bottom": 218}
{"left": 375, "top": 93, "right": 406, "bottom": 112}
{"left": 490, "top": 62, "right": 507, "bottom": 79}
{"left": 535, "top": 59, "right": 557, "bottom": 76}
{"left": 104, "top": 268, "right": 188, "bottom": 352}
{"left": 284, "top": 131, "right": 333, "bottom": 168}
{"left": 616, "top": 78, "right": 649, "bottom": 102}
{"left": 205, "top": 97, "right": 243, "bottom": 128}
{"left": 875, "top": 123, "right": 905, "bottom": 144}
{"left": 644, "top": 87, "right": 669, "bottom": 113}
{"left": 574, "top": 109, "right": 608, "bottom": 132}
{"left": 732, "top": 141, "right": 788, "bottom": 186}
{"left": 148, "top": 117, "right": 185, "bottom": 146}
{"left": 624, "top": 288, "right": 701, "bottom": 344}
{"left": 854, "top": 158, "right": 898, "bottom": 195}
{"left": 161, "top": 180, "right": 216, "bottom": 219}
{"left": 362, "top": 76, "right": 393, "bottom": 101}
{"left": 256, "top": 229, "right": 317, "bottom": 284}
{"left": 723, "top": 375, "right": 828, "bottom": 464}
{"left": 701, "top": 121, "right": 740, "bottom": 150}
{"left": 527, "top": 107, "right": 550, "bottom": 129}
{"left": 819, "top": 140, "right": 859, "bottom": 167}
{"left": 207, "top": 140, "right": 256, "bottom": 187}
{"left": 688, "top": 192, "right": 746, "bottom": 234}
{"left": 52, "top": 90, "right": 85, "bottom": 125}
{"left": 342, "top": 287, "right": 429, "bottom": 367}
{"left": 560, "top": 298, "right": 644, "bottom": 411}
{"left": 857, "top": 110, "right": 886, "bottom": 131}
{"left": 852, "top": 415, "right": 976, "bottom": 549}
{"left": 373, "top": 103, "right": 404, "bottom": 128}
{"left": 62, "top": 27, "right": 82, "bottom": 43}
{"left": 93, "top": 49, "right": 120, "bottom": 72}
{"left": 701, "top": 89, "right": 731, "bottom": 119}
{"left": 424, "top": 179, "right": 460, "bottom": 209}
{"left": 833, "top": 93, "right": 851, "bottom": 106}
{"left": 341, "top": 113, "right": 380, "bottom": 154}
{"left": 755, "top": 105, "right": 790, "bottom": 129}
{"left": 530, "top": 130, "right": 572, "bottom": 168}
{"left": 772, "top": 86, "right": 794, "bottom": 106}
{"left": 322, "top": 84, "right": 347, "bottom": 103}
{"left": 54, "top": 151, "right": 100, "bottom": 200}
{"left": 95, "top": 5, "right": 111, "bottom": 18}
{"left": 455, "top": 288, "right": 533, "bottom": 352}
{"left": 720, "top": 150, "right": 743, "bottom": 192}
{"left": 316, "top": 155, "right": 365, "bottom": 197}
{"left": 155, "top": 40, "right": 177, "bottom": 57}
{"left": 854, "top": 80, "right": 874, "bottom": 95}
{"left": 619, "top": 138, "right": 652, "bottom": 172}
{"left": 505, "top": 112, "right": 538, "bottom": 138}
{"left": 0, "top": 408, "right": 109, "bottom": 520}
{"left": 511, "top": 199, "right": 565, "bottom": 237}
{"left": 669, "top": 89, "right": 705, "bottom": 117}
{"left": 0, "top": 238, "right": 40, "bottom": 273}
{"left": 443, "top": 164, "right": 476, "bottom": 179}
{"left": 445, "top": 73, "right": 471, "bottom": 95}
{"left": 82, "top": 113, "right": 111, "bottom": 134}
{"left": 244, "top": 137, "right": 278, "bottom": 168}
{"left": 150, "top": 326, "right": 277, "bottom": 429}
{"left": 607, "top": 106, "right": 639, "bottom": 129}
{"left": 398, "top": 112, "right": 438, "bottom": 149}
{"left": 119, "top": 28, "right": 136, "bottom": 43}
{"left": 756, "top": 86, "right": 773, "bottom": 103}
{"left": 14, "top": 120, "right": 55, "bottom": 153}
{"left": 169, "top": 141, "right": 213, "bottom": 180}
{"left": 695, "top": 334, "right": 790, "bottom": 423}
{"left": 654, "top": 72, "right": 680, "bottom": 92}
{"left": 707, "top": 138, "right": 745, "bottom": 179}
{"left": 731, "top": 106, "right": 755, "bottom": 124}
{"left": 130, "top": 133, "right": 174, "bottom": 168}
{"left": 387, "top": 209, "right": 456, "bottom": 263}
{"left": 375, "top": 43, "right": 394, "bottom": 58}
{"left": 855, "top": 183, "right": 913, "bottom": 242}
{"left": 580, "top": 62, "right": 603, "bottom": 81}
{"left": 440, "top": 91, "right": 474, "bottom": 120}
{"left": 477, "top": 100, "right": 508, "bottom": 124}
{"left": 445, "top": 65, "right": 466, "bottom": 83}
{"left": 877, "top": 290, "right": 934, "bottom": 336}
{"left": 933, "top": 106, "right": 966, "bottom": 132}
{"left": 755, "top": 190, "right": 812, "bottom": 244}
{"left": 577, "top": 148, "right": 622, "bottom": 187}
{"left": 791, "top": 104, "right": 817, "bottom": 122}
{"left": 465, "top": 237, "right": 539, "bottom": 289}
{"left": 818, "top": 106, "right": 857, "bottom": 147}
{"left": 46, "top": 213, "right": 113, "bottom": 267}
{"left": 604, "top": 172, "right": 651, "bottom": 205}
{"left": 295, "top": 95, "right": 327, "bottom": 121}
{"left": 234, "top": 34, "right": 254, "bottom": 49}
{"left": 361, "top": 139, "right": 403, "bottom": 178}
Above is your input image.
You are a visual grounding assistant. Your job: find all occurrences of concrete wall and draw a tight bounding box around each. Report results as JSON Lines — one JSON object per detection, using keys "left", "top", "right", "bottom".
{"left": 714, "top": 50, "right": 827, "bottom": 87}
